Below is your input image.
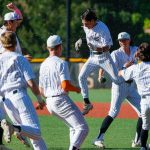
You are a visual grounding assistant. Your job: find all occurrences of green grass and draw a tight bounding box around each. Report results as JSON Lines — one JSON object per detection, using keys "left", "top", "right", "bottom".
{"left": 4, "top": 116, "right": 141, "bottom": 150}
{"left": 69, "top": 89, "right": 111, "bottom": 102}
{"left": 28, "top": 88, "right": 112, "bottom": 102}
{"left": 8, "top": 88, "right": 144, "bottom": 149}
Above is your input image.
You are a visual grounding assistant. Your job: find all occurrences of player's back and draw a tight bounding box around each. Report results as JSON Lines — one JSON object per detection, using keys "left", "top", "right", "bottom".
{"left": 39, "top": 56, "right": 66, "bottom": 97}
{"left": 134, "top": 62, "right": 150, "bottom": 96}
{"left": 0, "top": 51, "right": 27, "bottom": 95}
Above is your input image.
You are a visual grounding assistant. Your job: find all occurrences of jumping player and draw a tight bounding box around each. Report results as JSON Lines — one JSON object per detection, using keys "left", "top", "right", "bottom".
{"left": 75, "top": 9, "right": 122, "bottom": 115}
{"left": 94, "top": 32, "right": 142, "bottom": 148}
{"left": 119, "top": 42, "right": 150, "bottom": 150}
{"left": 39, "top": 35, "right": 89, "bottom": 150}
{"left": 0, "top": 31, "right": 47, "bottom": 150}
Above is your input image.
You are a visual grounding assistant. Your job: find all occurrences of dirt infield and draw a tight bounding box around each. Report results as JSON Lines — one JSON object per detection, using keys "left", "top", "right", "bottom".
{"left": 34, "top": 102, "right": 138, "bottom": 119}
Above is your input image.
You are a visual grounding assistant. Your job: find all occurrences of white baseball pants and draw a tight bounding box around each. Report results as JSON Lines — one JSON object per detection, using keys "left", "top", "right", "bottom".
{"left": 109, "top": 82, "right": 141, "bottom": 118}
{"left": 46, "top": 94, "right": 89, "bottom": 150}
{"left": 3, "top": 89, "right": 47, "bottom": 150}
{"left": 78, "top": 52, "right": 122, "bottom": 98}
{"left": 141, "top": 96, "right": 150, "bottom": 130}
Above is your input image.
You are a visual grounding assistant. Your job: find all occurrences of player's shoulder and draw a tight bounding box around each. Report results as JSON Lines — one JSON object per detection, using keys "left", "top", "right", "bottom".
{"left": 111, "top": 48, "right": 120, "bottom": 56}
{"left": 41, "top": 56, "right": 64, "bottom": 67}
{"left": 130, "top": 46, "right": 138, "bottom": 51}
{"left": 96, "top": 21, "right": 109, "bottom": 30}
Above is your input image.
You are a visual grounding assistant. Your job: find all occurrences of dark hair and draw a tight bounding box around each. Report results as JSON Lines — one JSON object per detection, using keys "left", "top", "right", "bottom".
{"left": 81, "top": 9, "right": 97, "bottom": 21}
{"left": 137, "top": 42, "right": 150, "bottom": 62}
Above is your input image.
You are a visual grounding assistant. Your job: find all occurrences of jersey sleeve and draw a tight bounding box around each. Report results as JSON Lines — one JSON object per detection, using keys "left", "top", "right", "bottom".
{"left": 99, "top": 23, "right": 113, "bottom": 47}
{"left": 121, "top": 65, "right": 136, "bottom": 81}
{"left": 17, "top": 56, "right": 35, "bottom": 81}
{"left": 111, "top": 51, "right": 119, "bottom": 68}
{"left": 59, "top": 61, "right": 71, "bottom": 82}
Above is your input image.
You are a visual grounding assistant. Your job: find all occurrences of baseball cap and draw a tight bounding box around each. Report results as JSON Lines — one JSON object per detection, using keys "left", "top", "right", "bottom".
{"left": 118, "top": 32, "right": 130, "bottom": 40}
{"left": 4, "top": 12, "right": 20, "bottom": 21}
{"left": 47, "top": 35, "right": 62, "bottom": 48}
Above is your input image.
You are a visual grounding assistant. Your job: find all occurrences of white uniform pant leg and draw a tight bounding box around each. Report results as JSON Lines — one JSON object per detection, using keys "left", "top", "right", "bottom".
{"left": 46, "top": 95, "right": 89, "bottom": 150}
{"left": 78, "top": 57, "right": 99, "bottom": 98}
{"left": 98, "top": 52, "right": 123, "bottom": 84}
{"left": 126, "top": 84, "right": 141, "bottom": 117}
{"left": 141, "top": 98, "right": 150, "bottom": 130}
{"left": 3, "top": 91, "right": 47, "bottom": 150}
{"left": 108, "top": 82, "right": 126, "bottom": 118}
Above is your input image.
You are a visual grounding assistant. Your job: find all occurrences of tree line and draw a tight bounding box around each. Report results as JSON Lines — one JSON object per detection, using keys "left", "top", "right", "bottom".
{"left": 0, "top": 0, "right": 150, "bottom": 58}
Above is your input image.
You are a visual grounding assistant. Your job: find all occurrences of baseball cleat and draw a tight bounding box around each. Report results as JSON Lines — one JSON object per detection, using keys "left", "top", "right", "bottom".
{"left": 1, "top": 119, "right": 14, "bottom": 143}
{"left": 93, "top": 139, "right": 105, "bottom": 149}
{"left": 82, "top": 103, "right": 93, "bottom": 115}
{"left": 0, "top": 145, "right": 12, "bottom": 150}
{"left": 131, "top": 140, "right": 141, "bottom": 147}
{"left": 16, "top": 133, "right": 30, "bottom": 147}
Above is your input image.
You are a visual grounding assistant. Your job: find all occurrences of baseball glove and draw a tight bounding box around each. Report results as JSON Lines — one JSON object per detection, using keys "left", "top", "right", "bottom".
{"left": 75, "top": 38, "right": 82, "bottom": 52}
{"left": 98, "top": 76, "right": 106, "bottom": 84}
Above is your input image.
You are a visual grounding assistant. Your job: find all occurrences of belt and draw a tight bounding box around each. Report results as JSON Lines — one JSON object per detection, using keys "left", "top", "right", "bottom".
{"left": 2, "top": 90, "right": 18, "bottom": 101}
{"left": 125, "top": 80, "right": 133, "bottom": 84}
{"left": 52, "top": 94, "right": 62, "bottom": 97}
{"left": 142, "top": 95, "right": 150, "bottom": 98}
{"left": 92, "top": 51, "right": 103, "bottom": 55}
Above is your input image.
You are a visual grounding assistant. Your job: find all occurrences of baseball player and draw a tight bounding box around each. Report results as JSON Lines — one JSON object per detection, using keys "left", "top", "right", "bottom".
{"left": 119, "top": 42, "right": 150, "bottom": 150}
{"left": 0, "top": 2, "right": 33, "bottom": 147}
{"left": 75, "top": 9, "right": 123, "bottom": 115}
{"left": 39, "top": 35, "right": 89, "bottom": 150}
{"left": 93, "top": 32, "right": 142, "bottom": 148}
{"left": 0, "top": 2, "right": 32, "bottom": 60}
{"left": 0, "top": 31, "right": 47, "bottom": 150}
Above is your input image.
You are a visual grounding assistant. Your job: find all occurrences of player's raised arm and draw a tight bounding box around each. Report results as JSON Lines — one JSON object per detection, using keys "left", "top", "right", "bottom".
{"left": 6, "top": 2, "right": 23, "bottom": 20}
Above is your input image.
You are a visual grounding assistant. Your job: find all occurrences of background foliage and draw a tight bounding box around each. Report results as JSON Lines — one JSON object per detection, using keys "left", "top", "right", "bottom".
{"left": 0, "top": 0, "right": 150, "bottom": 58}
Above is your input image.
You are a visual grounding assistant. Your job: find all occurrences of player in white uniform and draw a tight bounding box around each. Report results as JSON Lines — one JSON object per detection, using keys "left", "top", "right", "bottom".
{"left": 0, "top": 3, "right": 32, "bottom": 148}
{"left": 39, "top": 35, "right": 89, "bottom": 150}
{"left": 119, "top": 42, "right": 150, "bottom": 150}
{"left": 93, "top": 32, "right": 142, "bottom": 148}
{"left": 0, "top": 31, "right": 47, "bottom": 150}
{"left": 75, "top": 9, "right": 122, "bottom": 115}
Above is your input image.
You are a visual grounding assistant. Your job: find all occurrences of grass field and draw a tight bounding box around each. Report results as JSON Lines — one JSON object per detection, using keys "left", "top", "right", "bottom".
{"left": 4, "top": 89, "right": 144, "bottom": 149}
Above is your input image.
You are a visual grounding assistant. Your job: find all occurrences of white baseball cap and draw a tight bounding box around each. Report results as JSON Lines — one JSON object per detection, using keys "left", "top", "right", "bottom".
{"left": 47, "top": 35, "right": 62, "bottom": 48}
{"left": 4, "top": 12, "right": 20, "bottom": 21}
{"left": 118, "top": 32, "right": 130, "bottom": 40}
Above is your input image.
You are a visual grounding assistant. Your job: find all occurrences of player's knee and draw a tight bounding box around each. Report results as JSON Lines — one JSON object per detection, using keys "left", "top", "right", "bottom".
{"left": 108, "top": 109, "right": 119, "bottom": 118}
{"left": 76, "top": 123, "right": 89, "bottom": 136}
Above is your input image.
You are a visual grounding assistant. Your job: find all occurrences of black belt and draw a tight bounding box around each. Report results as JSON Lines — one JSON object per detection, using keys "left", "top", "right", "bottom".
{"left": 2, "top": 90, "right": 18, "bottom": 101}
{"left": 125, "top": 80, "right": 133, "bottom": 84}
{"left": 52, "top": 94, "right": 62, "bottom": 97}
{"left": 92, "top": 51, "right": 103, "bottom": 55}
{"left": 142, "top": 95, "right": 150, "bottom": 98}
